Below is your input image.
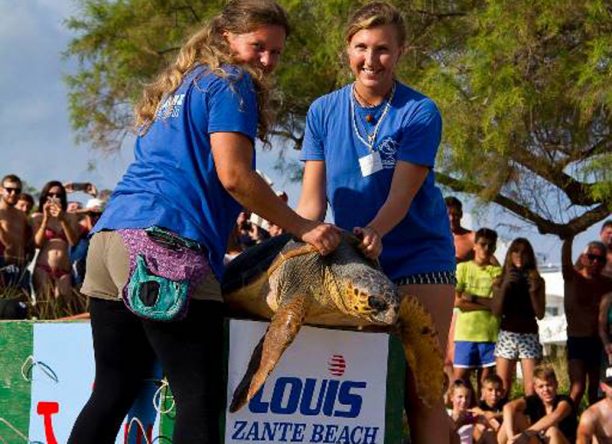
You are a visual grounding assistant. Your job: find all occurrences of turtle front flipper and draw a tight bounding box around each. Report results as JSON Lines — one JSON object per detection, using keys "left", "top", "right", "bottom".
{"left": 396, "top": 294, "right": 445, "bottom": 408}
{"left": 229, "top": 294, "right": 310, "bottom": 412}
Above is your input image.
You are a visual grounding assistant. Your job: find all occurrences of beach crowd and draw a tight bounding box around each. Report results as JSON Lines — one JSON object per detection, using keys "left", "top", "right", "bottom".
{"left": 1, "top": 1, "right": 611, "bottom": 443}
{"left": 1, "top": 173, "right": 611, "bottom": 444}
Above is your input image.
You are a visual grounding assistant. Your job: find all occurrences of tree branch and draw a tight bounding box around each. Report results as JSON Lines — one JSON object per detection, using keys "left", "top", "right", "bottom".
{"left": 512, "top": 147, "right": 598, "bottom": 206}
{"left": 436, "top": 172, "right": 610, "bottom": 238}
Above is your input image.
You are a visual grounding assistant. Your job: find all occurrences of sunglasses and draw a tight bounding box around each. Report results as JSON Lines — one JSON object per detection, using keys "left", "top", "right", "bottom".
{"left": 586, "top": 253, "right": 606, "bottom": 264}
{"left": 3, "top": 187, "right": 21, "bottom": 194}
{"left": 47, "top": 192, "right": 63, "bottom": 198}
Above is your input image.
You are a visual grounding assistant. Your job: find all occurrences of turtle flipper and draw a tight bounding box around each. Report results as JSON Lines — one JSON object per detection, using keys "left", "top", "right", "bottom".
{"left": 230, "top": 294, "right": 310, "bottom": 412}
{"left": 396, "top": 294, "right": 445, "bottom": 408}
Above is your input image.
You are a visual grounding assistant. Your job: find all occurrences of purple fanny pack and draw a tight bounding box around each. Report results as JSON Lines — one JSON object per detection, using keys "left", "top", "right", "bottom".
{"left": 118, "top": 227, "right": 210, "bottom": 321}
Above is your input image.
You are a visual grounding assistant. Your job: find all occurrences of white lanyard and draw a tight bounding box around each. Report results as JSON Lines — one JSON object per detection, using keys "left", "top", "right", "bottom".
{"left": 350, "top": 82, "right": 396, "bottom": 152}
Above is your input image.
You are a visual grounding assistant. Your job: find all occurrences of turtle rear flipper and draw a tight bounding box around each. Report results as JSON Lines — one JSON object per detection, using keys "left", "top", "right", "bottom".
{"left": 396, "top": 294, "right": 445, "bottom": 408}
{"left": 229, "top": 294, "right": 310, "bottom": 412}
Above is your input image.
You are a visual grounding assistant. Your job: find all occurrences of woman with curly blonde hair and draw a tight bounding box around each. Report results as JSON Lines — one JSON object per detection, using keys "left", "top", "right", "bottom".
{"left": 69, "top": 1, "right": 340, "bottom": 442}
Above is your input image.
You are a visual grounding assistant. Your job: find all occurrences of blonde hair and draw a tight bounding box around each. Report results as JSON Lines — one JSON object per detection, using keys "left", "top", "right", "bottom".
{"left": 134, "top": 0, "right": 290, "bottom": 141}
{"left": 447, "top": 379, "right": 475, "bottom": 408}
{"left": 345, "top": 2, "right": 406, "bottom": 46}
{"left": 533, "top": 365, "right": 557, "bottom": 383}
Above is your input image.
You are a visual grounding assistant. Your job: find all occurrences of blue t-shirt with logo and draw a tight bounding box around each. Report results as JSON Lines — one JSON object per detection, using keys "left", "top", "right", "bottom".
{"left": 301, "top": 82, "right": 454, "bottom": 280}
{"left": 94, "top": 65, "right": 258, "bottom": 279}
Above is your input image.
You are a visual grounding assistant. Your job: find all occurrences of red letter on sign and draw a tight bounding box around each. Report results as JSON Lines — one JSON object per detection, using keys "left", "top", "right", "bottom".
{"left": 36, "top": 401, "right": 59, "bottom": 444}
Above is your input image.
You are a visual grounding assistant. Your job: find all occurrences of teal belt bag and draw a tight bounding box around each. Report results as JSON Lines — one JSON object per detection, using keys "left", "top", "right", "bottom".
{"left": 118, "top": 227, "right": 211, "bottom": 321}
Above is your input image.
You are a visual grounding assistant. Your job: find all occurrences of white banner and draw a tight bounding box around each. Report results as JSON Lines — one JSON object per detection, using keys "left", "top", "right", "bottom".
{"left": 27, "top": 323, "right": 160, "bottom": 444}
{"left": 225, "top": 320, "right": 389, "bottom": 444}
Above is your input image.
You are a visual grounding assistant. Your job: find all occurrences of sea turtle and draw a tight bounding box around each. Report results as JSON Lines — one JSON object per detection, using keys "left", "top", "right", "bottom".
{"left": 222, "top": 233, "right": 444, "bottom": 412}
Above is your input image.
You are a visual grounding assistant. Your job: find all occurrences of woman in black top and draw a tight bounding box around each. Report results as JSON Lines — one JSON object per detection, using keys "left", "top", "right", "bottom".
{"left": 493, "top": 238, "right": 546, "bottom": 396}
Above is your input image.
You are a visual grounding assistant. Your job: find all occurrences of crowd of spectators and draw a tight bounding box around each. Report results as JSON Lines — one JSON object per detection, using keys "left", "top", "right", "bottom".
{"left": 0, "top": 174, "right": 110, "bottom": 317}
{"left": 0, "top": 172, "right": 283, "bottom": 318}
{"left": 1, "top": 172, "right": 611, "bottom": 443}
{"left": 444, "top": 196, "right": 612, "bottom": 444}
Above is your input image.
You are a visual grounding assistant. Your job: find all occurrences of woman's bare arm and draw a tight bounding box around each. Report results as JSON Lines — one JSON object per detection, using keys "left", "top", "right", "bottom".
{"left": 296, "top": 160, "right": 327, "bottom": 221}
{"left": 211, "top": 132, "right": 340, "bottom": 254}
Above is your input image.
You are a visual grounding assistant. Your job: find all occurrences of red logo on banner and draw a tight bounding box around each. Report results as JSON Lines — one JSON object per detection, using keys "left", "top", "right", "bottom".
{"left": 36, "top": 401, "right": 59, "bottom": 444}
{"left": 328, "top": 354, "right": 346, "bottom": 377}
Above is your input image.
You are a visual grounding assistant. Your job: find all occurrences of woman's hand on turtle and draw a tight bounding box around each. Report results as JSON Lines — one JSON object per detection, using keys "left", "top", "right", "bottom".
{"left": 353, "top": 226, "right": 382, "bottom": 259}
{"left": 299, "top": 221, "right": 341, "bottom": 256}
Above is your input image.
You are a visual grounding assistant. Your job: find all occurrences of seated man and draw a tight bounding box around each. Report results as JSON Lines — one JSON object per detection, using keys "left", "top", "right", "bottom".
{"left": 498, "top": 365, "right": 577, "bottom": 444}
{"left": 471, "top": 374, "right": 506, "bottom": 443}
{"left": 577, "top": 366, "right": 612, "bottom": 444}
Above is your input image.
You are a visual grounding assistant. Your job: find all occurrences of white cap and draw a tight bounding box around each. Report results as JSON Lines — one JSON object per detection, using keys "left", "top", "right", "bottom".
{"left": 85, "top": 198, "right": 105, "bottom": 212}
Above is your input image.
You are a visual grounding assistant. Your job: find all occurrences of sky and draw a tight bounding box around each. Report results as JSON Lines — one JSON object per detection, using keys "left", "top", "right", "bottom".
{"left": 0, "top": 0, "right": 606, "bottom": 264}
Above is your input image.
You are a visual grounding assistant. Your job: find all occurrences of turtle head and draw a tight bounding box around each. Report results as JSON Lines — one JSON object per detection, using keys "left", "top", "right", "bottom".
{"left": 324, "top": 238, "right": 399, "bottom": 325}
{"left": 342, "top": 268, "right": 399, "bottom": 325}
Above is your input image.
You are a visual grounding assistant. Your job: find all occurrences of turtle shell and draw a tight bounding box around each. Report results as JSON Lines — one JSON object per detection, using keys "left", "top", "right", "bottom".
{"left": 222, "top": 233, "right": 293, "bottom": 294}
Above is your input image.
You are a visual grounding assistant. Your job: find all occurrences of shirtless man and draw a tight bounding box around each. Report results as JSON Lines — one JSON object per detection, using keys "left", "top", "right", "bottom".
{"left": 446, "top": 196, "right": 476, "bottom": 263}
{"left": 0, "top": 174, "right": 33, "bottom": 291}
{"left": 562, "top": 235, "right": 612, "bottom": 405}
{"left": 445, "top": 196, "right": 477, "bottom": 384}
{"left": 577, "top": 367, "right": 612, "bottom": 444}
{"left": 600, "top": 220, "right": 612, "bottom": 278}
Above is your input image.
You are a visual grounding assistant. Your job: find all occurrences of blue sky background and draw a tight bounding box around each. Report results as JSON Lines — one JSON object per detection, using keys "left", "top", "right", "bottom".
{"left": 0, "top": 0, "right": 605, "bottom": 264}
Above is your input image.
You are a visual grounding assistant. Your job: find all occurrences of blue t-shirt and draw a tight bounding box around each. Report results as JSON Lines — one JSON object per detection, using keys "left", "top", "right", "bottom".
{"left": 94, "top": 65, "right": 258, "bottom": 279}
{"left": 301, "top": 82, "right": 454, "bottom": 280}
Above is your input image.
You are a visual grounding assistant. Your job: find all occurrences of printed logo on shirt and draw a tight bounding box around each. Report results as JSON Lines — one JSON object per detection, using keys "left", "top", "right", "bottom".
{"left": 376, "top": 137, "right": 398, "bottom": 169}
{"left": 157, "top": 93, "right": 185, "bottom": 120}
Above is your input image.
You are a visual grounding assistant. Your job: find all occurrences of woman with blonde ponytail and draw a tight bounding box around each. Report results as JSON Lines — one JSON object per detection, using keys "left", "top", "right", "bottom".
{"left": 69, "top": 1, "right": 340, "bottom": 443}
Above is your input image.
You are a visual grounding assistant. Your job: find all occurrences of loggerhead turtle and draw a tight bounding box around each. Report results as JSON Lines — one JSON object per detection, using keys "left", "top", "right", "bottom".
{"left": 222, "top": 232, "right": 444, "bottom": 412}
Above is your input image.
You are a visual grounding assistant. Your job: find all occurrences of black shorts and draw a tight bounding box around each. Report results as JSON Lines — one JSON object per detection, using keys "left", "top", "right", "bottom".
{"left": 566, "top": 336, "right": 603, "bottom": 366}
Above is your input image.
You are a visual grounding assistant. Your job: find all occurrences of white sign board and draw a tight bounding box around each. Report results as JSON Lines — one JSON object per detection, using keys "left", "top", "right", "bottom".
{"left": 225, "top": 320, "right": 389, "bottom": 444}
{"left": 27, "top": 323, "right": 160, "bottom": 444}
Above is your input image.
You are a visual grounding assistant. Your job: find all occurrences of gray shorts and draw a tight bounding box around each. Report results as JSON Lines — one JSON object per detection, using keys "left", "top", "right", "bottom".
{"left": 81, "top": 231, "right": 222, "bottom": 302}
{"left": 494, "top": 330, "right": 542, "bottom": 360}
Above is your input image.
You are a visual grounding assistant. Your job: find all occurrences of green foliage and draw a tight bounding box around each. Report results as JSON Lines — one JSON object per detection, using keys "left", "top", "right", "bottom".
{"left": 64, "top": 0, "right": 226, "bottom": 151}
{"left": 427, "top": 0, "right": 611, "bottom": 236}
{"left": 64, "top": 0, "right": 611, "bottom": 236}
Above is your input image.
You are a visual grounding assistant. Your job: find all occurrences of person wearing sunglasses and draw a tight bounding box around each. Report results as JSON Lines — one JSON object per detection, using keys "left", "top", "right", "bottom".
{"left": 32, "top": 181, "right": 80, "bottom": 300}
{"left": 0, "top": 174, "right": 33, "bottom": 296}
{"left": 562, "top": 234, "right": 612, "bottom": 406}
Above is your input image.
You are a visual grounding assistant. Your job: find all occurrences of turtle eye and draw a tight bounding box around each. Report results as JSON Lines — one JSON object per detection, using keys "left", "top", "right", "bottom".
{"left": 368, "top": 296, "right": 388, "bottom": 311}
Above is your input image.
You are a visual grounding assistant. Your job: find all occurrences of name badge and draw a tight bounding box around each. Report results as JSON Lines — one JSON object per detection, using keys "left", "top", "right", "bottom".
{"left": 359, "top": 151, "right": 383, "bottom": 177}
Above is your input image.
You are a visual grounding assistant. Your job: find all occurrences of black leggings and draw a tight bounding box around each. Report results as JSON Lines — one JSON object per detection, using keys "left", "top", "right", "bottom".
{"left": 68, "top": 298, "right": 224, "bottom": 444}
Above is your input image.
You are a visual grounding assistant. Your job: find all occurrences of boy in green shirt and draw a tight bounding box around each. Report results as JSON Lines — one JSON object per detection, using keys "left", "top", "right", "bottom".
{"left": 453, "top": 228, "right": 502, "bottom": 394}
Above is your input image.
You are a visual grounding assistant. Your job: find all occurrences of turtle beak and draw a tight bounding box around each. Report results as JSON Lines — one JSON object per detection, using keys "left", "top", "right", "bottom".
{"left": 368, "top": 296, "right": 388, "bottom": 311}
{"left": 367, "top": 295, "right": 398, "bottom": 325}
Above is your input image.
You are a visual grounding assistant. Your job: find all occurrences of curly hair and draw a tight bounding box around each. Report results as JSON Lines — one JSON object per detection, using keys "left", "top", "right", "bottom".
{"left": 134, "top": 0, "right": 290, "bottom": 142}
